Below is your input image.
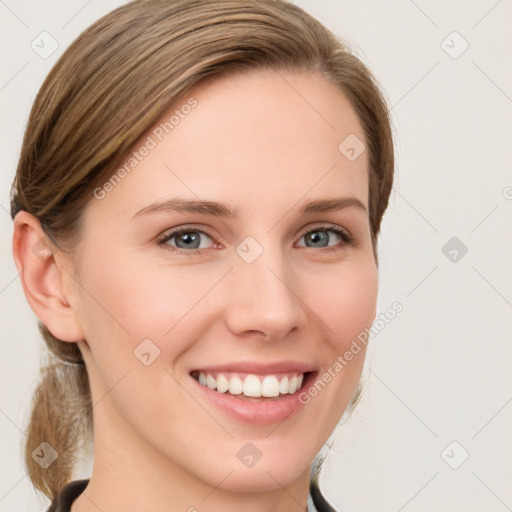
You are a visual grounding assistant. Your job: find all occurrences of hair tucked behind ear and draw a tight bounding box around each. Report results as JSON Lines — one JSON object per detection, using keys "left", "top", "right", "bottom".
{"left": 11, "top": 0, "right": 394, "bottom": 501}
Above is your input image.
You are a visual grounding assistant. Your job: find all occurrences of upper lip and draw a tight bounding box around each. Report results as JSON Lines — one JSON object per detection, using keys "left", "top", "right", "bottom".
{"left": 190, "top": 361, "right": 317, "bottom": 375}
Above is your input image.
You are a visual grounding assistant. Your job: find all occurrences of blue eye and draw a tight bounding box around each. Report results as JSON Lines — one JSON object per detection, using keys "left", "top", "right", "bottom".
{"left": 158, "top": 227, "right": 214, "bottom": 255}
{"left": 296, "top": 226, "right": 354, "bottom": 250}
{"left": 157, "top": 224, "right": 354, "bottom": 256}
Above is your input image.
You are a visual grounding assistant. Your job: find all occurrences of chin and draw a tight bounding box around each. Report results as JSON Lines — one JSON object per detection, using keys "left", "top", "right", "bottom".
{"left": 215, "top": 462, "right": 308, "bottom": 494}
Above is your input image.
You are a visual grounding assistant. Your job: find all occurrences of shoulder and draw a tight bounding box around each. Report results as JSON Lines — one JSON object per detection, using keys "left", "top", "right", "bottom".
{"left": 46, "top": 479, "right": 89, "bottom": 512}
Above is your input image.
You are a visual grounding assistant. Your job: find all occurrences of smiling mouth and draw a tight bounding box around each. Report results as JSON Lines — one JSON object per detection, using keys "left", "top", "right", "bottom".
{"left": 189, "top": 370, "right": 311, "bottom": 400}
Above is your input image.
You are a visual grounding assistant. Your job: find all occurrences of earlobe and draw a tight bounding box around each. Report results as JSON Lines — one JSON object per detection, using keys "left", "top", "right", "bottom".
{"left": 12, "top": 211, "right": 85, "bottom": 343}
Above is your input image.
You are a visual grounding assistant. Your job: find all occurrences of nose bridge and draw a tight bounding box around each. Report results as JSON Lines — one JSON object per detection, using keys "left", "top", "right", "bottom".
{"left": 225, "top": 234, "right": 305, "bottom": 337}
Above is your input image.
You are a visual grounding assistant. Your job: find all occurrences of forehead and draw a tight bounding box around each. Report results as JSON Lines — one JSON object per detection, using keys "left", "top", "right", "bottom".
{"left": 88, "top": 69, "right": 368, "bottom": 221}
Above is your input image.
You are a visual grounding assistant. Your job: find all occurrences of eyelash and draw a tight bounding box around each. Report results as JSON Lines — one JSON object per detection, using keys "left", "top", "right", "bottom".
{"left": 156, "top": 223, "right": 355, "bottom": 257}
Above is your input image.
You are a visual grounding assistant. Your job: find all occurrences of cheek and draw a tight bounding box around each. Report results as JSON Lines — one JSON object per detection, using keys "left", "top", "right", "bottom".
{"left": 75, "top": 255, "right": 207, "bottom": 424}
{"left": 81, "top": 250, "right": 203, "bottom": 328}
{"left": 300, "top": 259, "right": 377, "bottom": 412}
{"left": 76, "top": 250, "right": 228, "bottom": 379}
{"left": 305, "top": 258, "right": 378, "bottom": 349}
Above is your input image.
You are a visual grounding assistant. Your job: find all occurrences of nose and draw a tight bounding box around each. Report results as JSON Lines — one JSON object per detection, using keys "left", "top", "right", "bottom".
{"left": 224, "top": 241, "right": 308, "bottom": 341}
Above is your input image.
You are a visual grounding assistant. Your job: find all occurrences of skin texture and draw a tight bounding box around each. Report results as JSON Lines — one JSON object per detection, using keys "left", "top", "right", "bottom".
{"left": 13, "top": 70, "right": 378, "bottom": 512}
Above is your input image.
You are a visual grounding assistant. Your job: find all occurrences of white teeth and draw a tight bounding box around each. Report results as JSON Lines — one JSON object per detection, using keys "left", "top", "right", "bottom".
{"left": 196, "top": 371, "right": 305, "bottom": 398}
{"left": 206, "top": 374, "right": 217, "bottom": 389}
{"left": 243, "top": 375, "right": 261, "bottom": 397}
{"left": 261, "top": 376, "right": 280, "bottom": 397}
{"left": 228, "top": 376, "right": 243, "bottom": 395}
{"left": 216, "top": 374, "right": 229, "bottom": 393}
{"left": 279, "top": 376, "right": 289, "bottom": 394}
{"left": 288, "top": 375, "right": 298, "bottom": 394}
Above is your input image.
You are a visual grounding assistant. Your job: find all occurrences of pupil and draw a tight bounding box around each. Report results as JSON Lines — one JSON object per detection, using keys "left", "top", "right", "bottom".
{"left": 178, "top": 232, "right": 199, "bottom": 249}
{"left": 308, "top": 231, "right": 327, "bottom": 247}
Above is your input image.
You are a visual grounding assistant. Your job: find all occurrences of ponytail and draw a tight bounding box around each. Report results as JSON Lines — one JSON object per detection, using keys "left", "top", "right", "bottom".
{"left": 23, "top": 322, "right": 91, "bottom": 500}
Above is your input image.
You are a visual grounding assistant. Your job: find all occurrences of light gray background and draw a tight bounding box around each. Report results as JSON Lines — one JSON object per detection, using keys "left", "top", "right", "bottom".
{"left": 1, "top": 1, "right": 511, "bottom": 511}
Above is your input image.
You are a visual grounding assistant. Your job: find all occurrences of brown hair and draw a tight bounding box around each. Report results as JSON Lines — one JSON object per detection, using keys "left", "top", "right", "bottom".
{"left": 10, "top": 0, "right": 394, "bottom": 501}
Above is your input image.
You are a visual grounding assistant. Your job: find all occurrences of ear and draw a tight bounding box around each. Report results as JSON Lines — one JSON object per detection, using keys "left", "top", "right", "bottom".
{"left": 12, "top": 211, "right": 85, "bottom": 342}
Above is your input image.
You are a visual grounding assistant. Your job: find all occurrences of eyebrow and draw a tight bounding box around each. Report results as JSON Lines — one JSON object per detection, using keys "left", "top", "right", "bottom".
{"left": 131, "top": 196, "right": 367, "bottom": 219}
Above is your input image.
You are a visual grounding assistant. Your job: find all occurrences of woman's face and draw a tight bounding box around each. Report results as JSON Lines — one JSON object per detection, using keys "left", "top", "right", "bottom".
{"left": 68, "top": 70, "right": 378, "bottom": 492}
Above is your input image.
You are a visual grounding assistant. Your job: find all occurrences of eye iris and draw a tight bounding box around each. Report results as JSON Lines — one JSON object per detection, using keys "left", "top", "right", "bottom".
{"left": 306, "top": 230, "right": 329, "bottom": 247}
{"left": 176, "top": 232, "right": 200, "bottom": 249}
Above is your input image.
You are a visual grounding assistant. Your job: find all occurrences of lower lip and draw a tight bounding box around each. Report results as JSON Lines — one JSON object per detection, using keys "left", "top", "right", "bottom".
{"left": 190, "top": 372, "right": 316, "bottom": 425}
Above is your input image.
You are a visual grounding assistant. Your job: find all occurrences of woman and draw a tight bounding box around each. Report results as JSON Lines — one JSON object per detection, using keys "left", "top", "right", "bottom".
{"left": 10, "top": 0, "right": 394, "bottom": 510}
